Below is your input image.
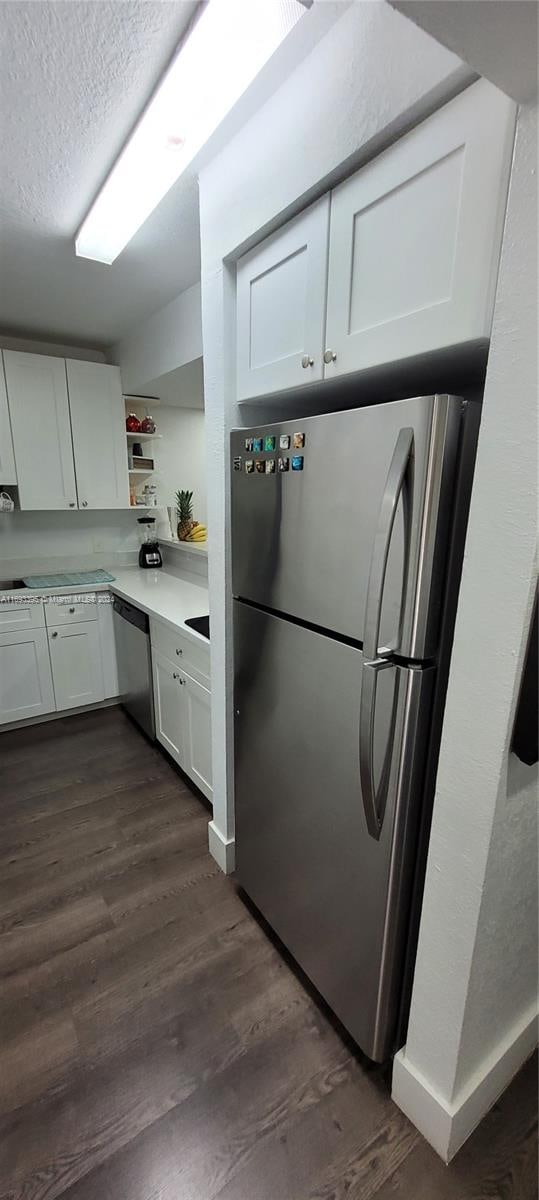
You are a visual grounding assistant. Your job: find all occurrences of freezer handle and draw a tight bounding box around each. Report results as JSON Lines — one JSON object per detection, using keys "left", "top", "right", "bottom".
{"left": 363, "top": 427, "right": 414, "bottom": 662}
{"left": 360, "top": 426, "right": 413, "bottom": 839}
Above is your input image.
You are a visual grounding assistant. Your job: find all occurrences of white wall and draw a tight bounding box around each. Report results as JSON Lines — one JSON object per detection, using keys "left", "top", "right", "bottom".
{"left": 392, "top": 95, "right": 538, "bottom": 1160}
{"left": 0, "top": 508, "right": 140, "bottom": 577}
{"left": 198, "top": 0, "right": 472, "bottom": 871}
{"left": 112, "top": 282, "right": 202, "bottom": 395}
{"left": 391, "top": 0, "right": 538, "bottom": 104}
{"left": 154, "top": 406, "right": 207, "bottom": 526}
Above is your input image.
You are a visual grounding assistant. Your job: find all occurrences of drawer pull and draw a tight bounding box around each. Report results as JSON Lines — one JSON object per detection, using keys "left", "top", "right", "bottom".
{"left": 176, "top": 648, "right": 183, "bottom": 656}
{"left": 69, "top": 607, "right": 75, "bottom": 614}
{"left": 51, "top": 631, "right": 58, "bottom": 639}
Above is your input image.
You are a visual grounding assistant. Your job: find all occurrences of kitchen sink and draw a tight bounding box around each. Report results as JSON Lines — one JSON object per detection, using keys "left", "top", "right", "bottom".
{"left": 185, "top": 615, "right": 210, "bottom": 640}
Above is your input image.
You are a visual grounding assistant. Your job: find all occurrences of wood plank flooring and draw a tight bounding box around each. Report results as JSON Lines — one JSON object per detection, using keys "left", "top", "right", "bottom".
{"left": 0, "top": 707, "right": 536, "bottom": 1200}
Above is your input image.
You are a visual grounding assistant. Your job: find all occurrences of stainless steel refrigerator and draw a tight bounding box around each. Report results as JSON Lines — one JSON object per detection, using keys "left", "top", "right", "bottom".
{"left": 231, "top": 395, "right": 475, "bottom": 1062}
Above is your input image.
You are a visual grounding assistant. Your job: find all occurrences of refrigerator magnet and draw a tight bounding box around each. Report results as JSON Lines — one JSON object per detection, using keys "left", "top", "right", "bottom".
{"left": 265, "top": 459, "right": 275, "bottom": 474}
{"left": 279, "top": 434, "right": 290, "bottom": 450}
{"left": 264, "top": 436, "right": 276, "bottom": 452}
{"left": 292, "top": 455, "right": 304, "bottom": 471}
{"left": 293, "top": 432, "right": 305, "bottom": 449}
{"left": 278, "top": 457, "right": 289, "bottom": 472}
{"left": 233, "top": 456, "right": 242, "bottom": 471}
{"left": 244, "top": 437, "right": 254, "bottom": 452}
{"left": 255, "top": 460, "right": 265, "bottom": 473}
{"left": 253, "top": 438, "right": 263, "bottom": 453}
{"left": 245, "top": 460, "right": 254, "bottom": 473}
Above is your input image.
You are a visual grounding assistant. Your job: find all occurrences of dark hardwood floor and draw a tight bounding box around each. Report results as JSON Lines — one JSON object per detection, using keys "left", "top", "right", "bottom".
{"left": 0, "top": 707, "right": 536, "bottom": 1200}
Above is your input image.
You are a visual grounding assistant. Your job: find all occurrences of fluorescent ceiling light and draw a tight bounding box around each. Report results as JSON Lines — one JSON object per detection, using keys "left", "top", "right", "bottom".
{"left": 76, "top": 0, "right": 306, "bottom": 265}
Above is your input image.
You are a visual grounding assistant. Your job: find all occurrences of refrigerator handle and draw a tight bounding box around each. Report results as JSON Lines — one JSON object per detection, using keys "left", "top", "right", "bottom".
{"left": 363, "top": 427, "right": 414, "bottom": 662}
{"left": 359, "top": 658, "right": 400, "bottom": 839}
{"left": 360, "top": 427, "right": 413, "bottom": 840}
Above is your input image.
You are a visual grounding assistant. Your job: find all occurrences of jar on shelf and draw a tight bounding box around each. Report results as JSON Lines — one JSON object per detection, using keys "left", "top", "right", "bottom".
{"left": 140, "top": 415, "right": 156, "bottom": 434}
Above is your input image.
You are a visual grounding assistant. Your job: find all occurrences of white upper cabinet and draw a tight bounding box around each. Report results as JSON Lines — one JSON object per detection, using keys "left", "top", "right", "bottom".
{"left": 236, "top": 80, "right": 515, "bottom": 401}
{"left": 236, "top": 196, "right": 330, "bottom": 401}
{"left": 66, "top": 361, "right": 129, "bottom": 509}
{"left": 0, "top": 354, "right": 17, "bottom": 485}
{"left": 3, "top": 351, "right": 77, "bottom": 509}
{"left": 324, "top": 80, "right": 516, "bottom": 380}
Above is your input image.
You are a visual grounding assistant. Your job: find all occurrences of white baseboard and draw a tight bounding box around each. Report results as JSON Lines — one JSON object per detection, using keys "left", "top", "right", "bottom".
{"left": 208, "top": 820, "right": 236, "bottom": 874}
{"left": 392, "top": 1003, "right": 538, "bottom": 1162}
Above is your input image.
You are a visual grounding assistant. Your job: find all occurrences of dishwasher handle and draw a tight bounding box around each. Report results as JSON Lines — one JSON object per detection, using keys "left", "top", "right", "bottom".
{"left": 113, "top": 596, "right": 150, "bottom": 635}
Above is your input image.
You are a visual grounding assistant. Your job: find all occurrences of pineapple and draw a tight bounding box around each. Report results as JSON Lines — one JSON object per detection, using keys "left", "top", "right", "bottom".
{"left": 175, "top": 489, "right": 194, "bottom": 540}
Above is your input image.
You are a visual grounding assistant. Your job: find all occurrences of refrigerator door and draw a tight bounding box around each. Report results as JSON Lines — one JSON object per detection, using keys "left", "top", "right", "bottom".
{"left": 231, "top": 394, "right": 462, "bottom": 660}
{"left": 234, "top": 601, "right": 434, "bottom": 1061}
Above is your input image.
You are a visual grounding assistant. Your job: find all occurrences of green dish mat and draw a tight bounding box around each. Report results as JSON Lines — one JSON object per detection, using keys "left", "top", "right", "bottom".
{"left": 22, "top": 570, "right": 116, "bottom": 588}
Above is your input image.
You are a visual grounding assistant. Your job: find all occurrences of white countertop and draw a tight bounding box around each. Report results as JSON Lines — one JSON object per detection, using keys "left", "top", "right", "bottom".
{"left": 0, "top": 567, "right": 209, "bottom": 646}
{"left": 110, "top": 568, "right": 209, "bottom": 642}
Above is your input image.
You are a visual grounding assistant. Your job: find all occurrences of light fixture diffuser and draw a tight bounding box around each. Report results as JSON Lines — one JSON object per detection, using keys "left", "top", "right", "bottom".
{"left": 75, "top": 0, "right": 306, "bottom": 264}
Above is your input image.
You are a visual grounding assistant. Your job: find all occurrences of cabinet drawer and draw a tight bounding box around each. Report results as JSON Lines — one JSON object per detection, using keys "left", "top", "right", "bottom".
{"left": 150, "top": 618, "right": 210, "bottom": 688}
{"left": 0, "top": 598, "right": 45, "bottom": 632}
{"left": 44, "top": 594, "right": 98, "bottom": 626}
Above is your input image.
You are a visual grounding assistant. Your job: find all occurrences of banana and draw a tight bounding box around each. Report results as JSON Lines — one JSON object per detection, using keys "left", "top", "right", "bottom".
{"left": 187, "top": 526, "right": 207, "bottom": 541}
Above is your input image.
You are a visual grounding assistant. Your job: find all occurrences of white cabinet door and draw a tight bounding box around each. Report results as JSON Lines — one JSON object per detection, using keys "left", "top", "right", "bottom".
{"left": 97, "top": 595, "right": 119, "bottom": 699}
{"left": 324, "top": 79, "right": 516, "bottom": 380}
{"left": 152, "top": 648, "right": 184, "bottom": 765}
{"left": 66, "top": 361, "right": 129, "bottom": 510}
{"left": 3, "top": 351, "right": 77, "bottom": 510}
{"left": 236, "top": 196, "right": 330, "bottom": 401}
{"left": 0, "top": 628, "right": 55, "bottom": 725}
{"left": 48, "top": 621, "right": 104, "bottom": 711}
{"left": 0, "top": 353, "right": 17, "bottom": 485}
{"left": 182, "top": 672, "right": 212, "bottom": 800}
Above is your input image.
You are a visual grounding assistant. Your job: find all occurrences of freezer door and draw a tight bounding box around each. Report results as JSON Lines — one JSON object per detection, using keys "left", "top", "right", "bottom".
{"left": 234, "top": 601, "right": 434, "bottom": 1061}
{"left": 231, "top": 394, "right": 462, "bottom": 660}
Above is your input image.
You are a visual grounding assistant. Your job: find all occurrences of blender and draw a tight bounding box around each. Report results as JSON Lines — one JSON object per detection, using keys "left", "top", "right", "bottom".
{"left": 138, "top": 516, "right": 163, "bottom": 569}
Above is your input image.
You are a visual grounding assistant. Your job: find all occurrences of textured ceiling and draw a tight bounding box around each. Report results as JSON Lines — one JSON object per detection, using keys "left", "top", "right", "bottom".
{"left": 0, "top": 0, "right": 201, "bottom": 347}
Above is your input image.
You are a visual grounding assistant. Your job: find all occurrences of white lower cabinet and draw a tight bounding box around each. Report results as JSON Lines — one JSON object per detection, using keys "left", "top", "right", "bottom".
{"left": 153, "top": 649, "right": 185, "bottom": 764}
{"left": 152, "top": 634, "right": 213, "bottom": 801}
{"left": 0, "top": 628, "right": 55, "bottom": 723}
{"left": 48, "top": 622, "right": 105, "bottom": 711}
{"left": 97, "top": 597, "right": 119, "bottom": 699}
{"left": 182, "top": 673, "right": 212, "bottom": 800}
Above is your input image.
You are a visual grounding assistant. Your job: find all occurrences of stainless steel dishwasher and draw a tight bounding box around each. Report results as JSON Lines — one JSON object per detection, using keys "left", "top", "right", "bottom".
{"left": 113, "top": 596, "right": 155, "bottom": 739}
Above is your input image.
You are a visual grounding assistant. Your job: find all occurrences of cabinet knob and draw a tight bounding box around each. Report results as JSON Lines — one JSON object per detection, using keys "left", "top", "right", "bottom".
{"left": 173, "top": 671, "right": 179, "bottom": 680}
{"left": 82, "top": 501, "right": 88, "bottom": 508}
{"left": 323, "top": 348, "right": 337, "bottom": 364}
{"left": 179, "top": 678, "right": 185, "bottom": 686}
{"left": 301, "top": 355, "right": 314, "bottom": 369}
{"left": 51, "top": 631, "right": 58, "bottom": 638}
{"left": 176, "top": 648, "right": 183, "bottom": 656}
{"left": 69, "top": 502, "right": 76, "bottom": 508}
{"left": 69, "top": 607, "right": 75, "bottom": 614}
